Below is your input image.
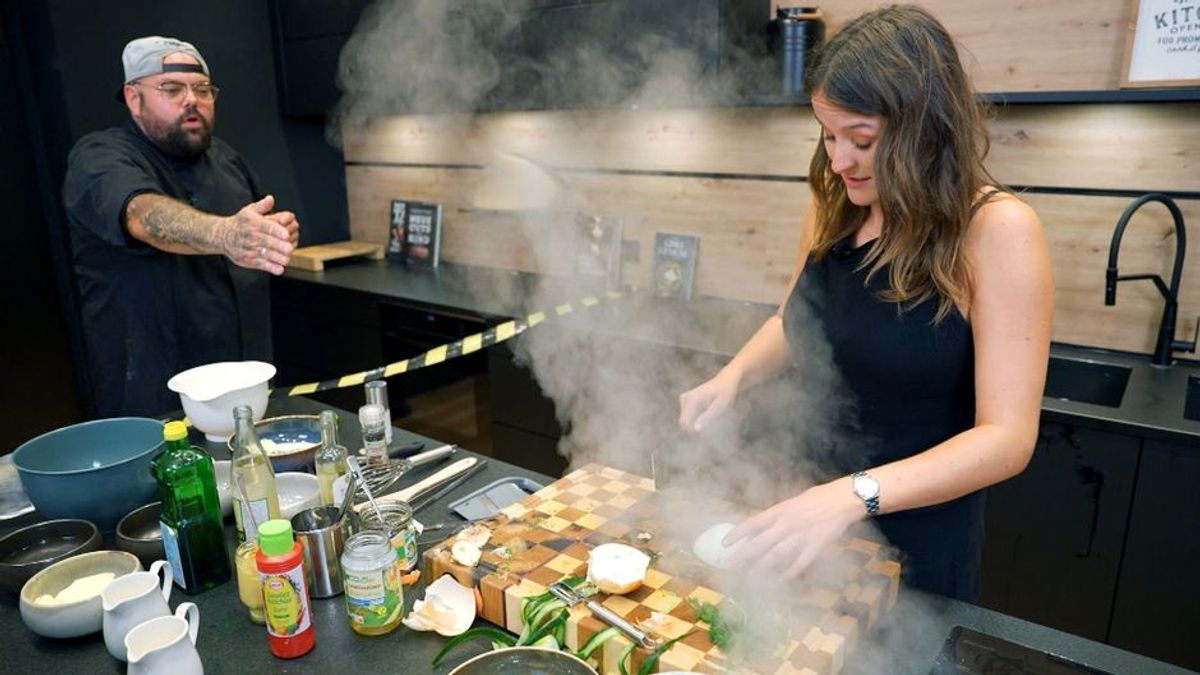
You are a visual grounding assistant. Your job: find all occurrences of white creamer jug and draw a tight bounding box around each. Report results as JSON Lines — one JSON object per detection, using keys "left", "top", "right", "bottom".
{"left": 102, "top": 560, "right": 173, "bottom": 661}
{"left": 125, "top": 602, "right": 202, "bottom": 675}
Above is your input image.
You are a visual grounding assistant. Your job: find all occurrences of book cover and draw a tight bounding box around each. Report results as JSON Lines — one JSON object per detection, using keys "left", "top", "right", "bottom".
{"left": 387, "top": 200, "right": 408, "bottom": 258}
{"left": 403, "top": 201, "right": 443, "bottom": 268}
{"left": 574, "top": 214, "right": 623, "bottom": 288}
{"left": 653, "top": 232, "right": 699, "bottom": 300}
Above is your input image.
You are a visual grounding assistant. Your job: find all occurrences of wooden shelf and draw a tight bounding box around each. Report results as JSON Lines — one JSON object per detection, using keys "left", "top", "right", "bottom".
{"left": 735, "top": 88, "right": 1200, "bottom": 108}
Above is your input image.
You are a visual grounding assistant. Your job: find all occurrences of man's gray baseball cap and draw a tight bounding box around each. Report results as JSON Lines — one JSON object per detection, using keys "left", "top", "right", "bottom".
{"left": 121, "top": 36, "right": 210, "bottom": 83}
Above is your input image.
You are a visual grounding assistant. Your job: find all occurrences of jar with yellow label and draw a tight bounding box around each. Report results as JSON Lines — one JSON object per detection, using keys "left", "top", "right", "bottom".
{"left": 340, "top": 531, "right": 404, "bottom": 636}
{"left": 358, "top": 501, "right": 419, "bottom": 573}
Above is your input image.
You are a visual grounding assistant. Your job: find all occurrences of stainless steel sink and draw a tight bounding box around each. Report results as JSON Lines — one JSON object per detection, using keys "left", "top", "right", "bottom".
{"left": 1043, "top": 357, "right": 1131, "bottom": 408}
{"left": 1187, "top": 376, "right": 1200, "bottom": 422}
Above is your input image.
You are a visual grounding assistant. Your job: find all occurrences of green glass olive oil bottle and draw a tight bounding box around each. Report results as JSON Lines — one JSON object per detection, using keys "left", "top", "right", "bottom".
{"left": 154, "top": 421, "right": 231, "bottom": 593}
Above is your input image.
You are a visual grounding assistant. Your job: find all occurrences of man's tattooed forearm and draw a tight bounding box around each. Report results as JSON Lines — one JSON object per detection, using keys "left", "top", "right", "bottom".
{"left": 132, "top": 195, "right": 231, "bottom": 252}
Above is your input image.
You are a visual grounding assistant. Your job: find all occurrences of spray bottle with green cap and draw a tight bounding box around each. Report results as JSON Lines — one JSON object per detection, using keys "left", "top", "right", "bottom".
{"left": 256, "top": 519, "right": 315, "bottom": 658}
{"left": 153, "top": 420, "right": 230, "bottom": 593}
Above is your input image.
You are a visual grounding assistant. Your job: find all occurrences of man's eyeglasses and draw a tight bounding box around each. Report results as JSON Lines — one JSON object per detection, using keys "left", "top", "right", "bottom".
{"left": 136, "top": 80, "right": 220, "bottom": 103}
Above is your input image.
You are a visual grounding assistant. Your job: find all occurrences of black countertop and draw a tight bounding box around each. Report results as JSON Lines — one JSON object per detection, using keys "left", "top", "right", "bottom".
{"left": 282, "top": 260, "right": 1200, "bottom": 445}
{"left": 2, "top": 395, "right": 1195, "bottom": 674}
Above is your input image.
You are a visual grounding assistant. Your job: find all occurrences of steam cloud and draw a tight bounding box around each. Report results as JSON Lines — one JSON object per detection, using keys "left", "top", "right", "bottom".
{"left": 335, "top": 1, "right": 951, "bottom": 671}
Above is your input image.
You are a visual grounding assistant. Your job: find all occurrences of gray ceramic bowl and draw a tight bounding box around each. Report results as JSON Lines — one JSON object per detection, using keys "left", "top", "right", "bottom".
{"left": 115, "top": 502, "right": 165, "bottom": 568}
{"left": 19, "top": 549, "right": 141, "bottom": 638}
{"left": 448, "top": 647, "right": 598, "bottom": 674}
{"left": 0, "top": 519, "right": 101, "bottom": 594}
{"left": 225, "top": 414, "right": 322, "bottom": 472}
{"left": 13, "top": 418, "right": 163, "bottom": 531}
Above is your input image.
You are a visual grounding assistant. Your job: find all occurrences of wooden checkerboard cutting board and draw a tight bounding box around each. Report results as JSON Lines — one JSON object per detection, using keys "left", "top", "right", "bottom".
{"left": 423, "top": 463, "right": 901, "bottom": 674}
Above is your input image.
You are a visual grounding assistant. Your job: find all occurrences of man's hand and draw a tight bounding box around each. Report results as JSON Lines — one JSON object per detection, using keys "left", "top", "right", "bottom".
{"left": 266, "top": 208, "right": 301, "bottom": 247}
{"left": 221, "top": 195, "right": 295, "bottom": 275}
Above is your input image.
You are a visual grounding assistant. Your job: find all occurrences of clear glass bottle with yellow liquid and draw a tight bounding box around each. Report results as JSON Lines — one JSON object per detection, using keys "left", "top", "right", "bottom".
{"left": 230, "top": 405, "right": 280, "bottom": 543}
{"left": 314, "top": 410, "right": 348, "bottom": 506}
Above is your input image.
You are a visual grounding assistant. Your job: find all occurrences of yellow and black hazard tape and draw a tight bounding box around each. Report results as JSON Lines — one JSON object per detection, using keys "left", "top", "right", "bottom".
{"left": 273, "top": 290, "right": 623, "bottom": 398}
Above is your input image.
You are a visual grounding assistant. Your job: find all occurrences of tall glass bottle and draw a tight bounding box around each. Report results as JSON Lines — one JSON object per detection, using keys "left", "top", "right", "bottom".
{"left": 315, "top": 410, "right": 348, "bottom": 506}
{"left": 231, "top": 405, "right": 280, "bottom": 543}
{"left": 154, "top": 421, "right": 231, "bottom": 593}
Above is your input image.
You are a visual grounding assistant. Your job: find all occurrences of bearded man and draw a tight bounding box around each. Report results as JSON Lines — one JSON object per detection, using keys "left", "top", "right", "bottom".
{"left": 63, "top": 36, "right": 300, "bottom": 417}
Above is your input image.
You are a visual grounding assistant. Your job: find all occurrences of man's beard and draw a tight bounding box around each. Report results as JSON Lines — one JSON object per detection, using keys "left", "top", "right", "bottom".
{"left": 145, "top": 106, "right": 213, "bottom": 159}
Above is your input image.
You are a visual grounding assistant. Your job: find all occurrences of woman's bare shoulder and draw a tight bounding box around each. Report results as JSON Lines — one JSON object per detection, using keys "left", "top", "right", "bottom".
{"left": 968, "top": 190, "right": 1043, "bottom": 251}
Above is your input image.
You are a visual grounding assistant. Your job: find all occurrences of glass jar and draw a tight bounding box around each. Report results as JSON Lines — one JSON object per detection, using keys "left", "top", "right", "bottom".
{"left": 340, "top": 531, "right": 404, "bottom": 636}
{"left": 358, "top": 501, "right": 419, "bottom": 573}
{"left": 234, "top": 540, "right": 265, "bottom": 624}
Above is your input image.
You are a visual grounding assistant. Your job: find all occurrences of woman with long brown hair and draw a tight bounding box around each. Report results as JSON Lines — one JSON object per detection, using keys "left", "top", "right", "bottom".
{"left": 678, "top": 5, "right": 1053, "bottom": 600}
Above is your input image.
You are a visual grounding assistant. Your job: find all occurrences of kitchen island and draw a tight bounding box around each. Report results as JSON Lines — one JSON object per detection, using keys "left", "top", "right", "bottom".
{"left": 270, "top": 259, "right": 1200, "bottom": 670}
{"left": 1, "top": 396, "right": 1194, "bottom": 674}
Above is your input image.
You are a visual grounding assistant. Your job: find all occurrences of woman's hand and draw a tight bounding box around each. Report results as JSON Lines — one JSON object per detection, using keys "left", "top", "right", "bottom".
{"left": 678, "top": 369, "right": 741, "bottom": 432}
{"left": 723, "top": 479, "right": 863, "bottom": 579}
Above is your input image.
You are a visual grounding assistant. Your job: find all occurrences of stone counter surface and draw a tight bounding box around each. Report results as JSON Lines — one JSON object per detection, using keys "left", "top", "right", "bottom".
{"left": 2, "top": 397, "right": 1192, "bottom": 674}
{"left": 283, "top": 260, "right": 1200, "bottom": 445}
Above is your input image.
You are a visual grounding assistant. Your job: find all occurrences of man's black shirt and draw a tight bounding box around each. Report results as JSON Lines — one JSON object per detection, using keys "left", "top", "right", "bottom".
{"left": 62, "top": 121, "right": 272, "bottom": 417}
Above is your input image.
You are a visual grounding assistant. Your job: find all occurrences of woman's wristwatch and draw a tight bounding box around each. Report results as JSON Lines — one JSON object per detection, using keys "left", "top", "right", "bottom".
{"left": 851, "top": 471, "right": 881, "bottom": 516}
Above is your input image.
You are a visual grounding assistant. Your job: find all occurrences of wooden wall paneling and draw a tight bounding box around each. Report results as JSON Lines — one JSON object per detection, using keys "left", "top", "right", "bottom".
{"left": 1027, "top": 193, "right": 1200, "bottom": 354}
{"left": 565, "top": 173, "right": 806, "bottom": 303}
{"left": 987, "top": 104, "right": 1200, "bottom": 193}
{"left": 347, "top": 102, "right": 1200, "bottom": 195}
{"left": 342, "top": 114, "right": 482, "bottom": 165}
{"left": 343, "top": 108, "right": 821, "bottom": 176}
{"left": 772, "top": 0, "right": 1131, "bottom": 92}
{"left": 346, "top": 164, "right": 807, "bottom": 304}
{"left": 348, "top": 162, "right": 1200, "bottom": 354}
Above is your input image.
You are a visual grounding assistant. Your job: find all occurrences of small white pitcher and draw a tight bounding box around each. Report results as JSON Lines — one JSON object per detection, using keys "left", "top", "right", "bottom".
{"left": 102, "top": 560, "right": 173, "bottom": 661}
{"left": 125, "top": 602, "right": 202, "bottom": 675}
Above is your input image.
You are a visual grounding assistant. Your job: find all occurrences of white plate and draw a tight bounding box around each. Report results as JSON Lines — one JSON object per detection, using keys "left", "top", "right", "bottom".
{"left": 276, "top": 472, "right": 320, "bottom": 520}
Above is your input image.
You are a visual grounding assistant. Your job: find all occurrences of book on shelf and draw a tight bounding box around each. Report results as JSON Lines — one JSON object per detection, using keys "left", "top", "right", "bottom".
{"left": 652, "top": 232, "right": 699, "bottom": 300}
{"left": 574, "top": 214, "right": 623, "bottom": 289}
{"left": 402, "top": 201, "right": 443, "bottom": 268}
{"left": 386, "top": 200, "right": 408, "bottom": 258}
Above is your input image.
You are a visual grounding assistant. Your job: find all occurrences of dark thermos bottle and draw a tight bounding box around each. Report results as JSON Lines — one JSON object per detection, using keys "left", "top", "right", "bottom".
{"left": 771, "top": 7, "right": 825, "bottom": 96}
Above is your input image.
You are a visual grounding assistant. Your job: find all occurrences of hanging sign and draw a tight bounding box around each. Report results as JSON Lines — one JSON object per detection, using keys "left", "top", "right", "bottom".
{"left": 1121, "top": 0, "right": 1200, "bottom": 87}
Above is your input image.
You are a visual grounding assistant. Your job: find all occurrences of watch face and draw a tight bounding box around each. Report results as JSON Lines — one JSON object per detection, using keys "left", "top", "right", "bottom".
{"left": 854, "top": 474, "right": 880, "bottom": 500}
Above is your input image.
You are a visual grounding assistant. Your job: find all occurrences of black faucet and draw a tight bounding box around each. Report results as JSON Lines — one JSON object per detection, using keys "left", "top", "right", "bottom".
{"left": 1106, "top": 193, "right": 1198, "bottom": 367}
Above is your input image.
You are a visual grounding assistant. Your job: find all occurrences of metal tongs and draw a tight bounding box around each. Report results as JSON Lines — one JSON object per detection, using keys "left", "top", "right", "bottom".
{"left": 549, "top": 582, "right": 657, "bottom": 649}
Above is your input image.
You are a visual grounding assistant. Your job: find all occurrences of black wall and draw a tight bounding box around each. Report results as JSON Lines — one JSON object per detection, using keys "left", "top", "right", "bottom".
{"left": 0, "top": 9, "right": 81, "bottom": 452}
{"left": 1, "top": 0, "right": 349, "bottom": 436}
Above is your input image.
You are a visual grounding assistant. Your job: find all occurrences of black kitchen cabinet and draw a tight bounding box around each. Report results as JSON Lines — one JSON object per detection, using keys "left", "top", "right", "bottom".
{"left": 270, "top": 276, "right": 383, "bottom": 413}
{"left": 1109, "top": 439, "right": 1200, "bottom": 670}
{"left": 482, "top": 0, "right": 763, "bottom": 109}
{"left": 493, "top": 420, "right": 568, "bottom": 477}
{"left": 978, "top": 421, "right": 1139, "bottom": 642}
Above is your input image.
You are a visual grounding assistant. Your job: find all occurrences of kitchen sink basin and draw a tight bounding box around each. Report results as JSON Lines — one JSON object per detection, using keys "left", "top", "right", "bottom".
{"left": 1187, "top": 376, "right": 1200, "bottom": 422}
{"left": 1043, "top": 357, "right": 1131, "bottom": 408}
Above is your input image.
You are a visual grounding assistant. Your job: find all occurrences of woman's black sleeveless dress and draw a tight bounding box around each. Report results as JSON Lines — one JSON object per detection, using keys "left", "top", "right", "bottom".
{"left": 782, "top": 238, "right": 985, "bottom": 601}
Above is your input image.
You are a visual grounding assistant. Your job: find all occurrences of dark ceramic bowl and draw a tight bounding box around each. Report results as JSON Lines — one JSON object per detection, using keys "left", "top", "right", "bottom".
{"left": 115, "top": 501, "right": 165, "bottom": 568}
{"left": 225, "top": 414, "right": 322, "bottom": 472}
{"left": 13, "top": 418, "right": 163, "bottom": 532}
{"left": 0, "top": 519, "right": 101, "bottom": 594}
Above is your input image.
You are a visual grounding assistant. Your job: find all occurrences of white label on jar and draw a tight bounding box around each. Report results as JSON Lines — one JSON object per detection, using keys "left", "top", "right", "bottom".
{"left": 159, "top": 521, "right": 187, "bottom": 590}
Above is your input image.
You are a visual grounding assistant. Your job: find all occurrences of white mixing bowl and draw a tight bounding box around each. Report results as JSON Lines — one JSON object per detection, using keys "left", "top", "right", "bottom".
{"left": 167, "top": 361, "right": 275, "bottom": 442}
